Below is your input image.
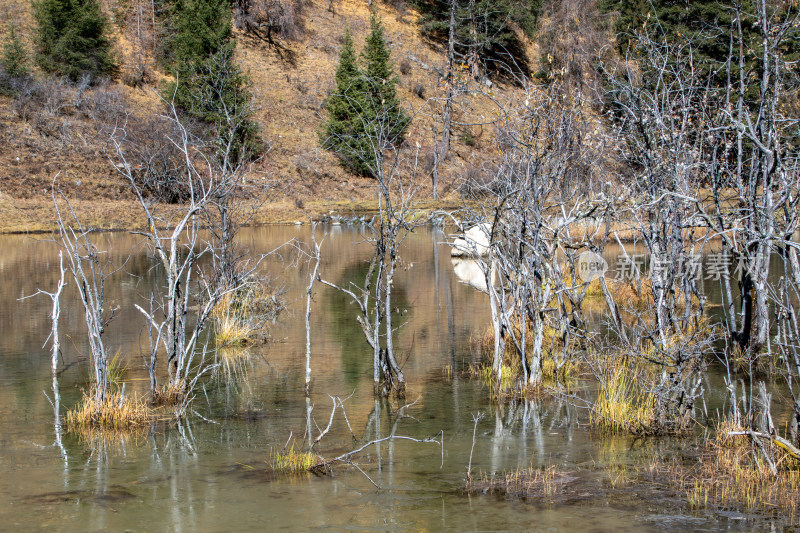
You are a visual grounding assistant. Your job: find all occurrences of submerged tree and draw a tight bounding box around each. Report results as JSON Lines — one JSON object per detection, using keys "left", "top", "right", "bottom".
{"left": 32, "top": 0, "right": 116, "bottom": 81}
{"left": 111, "top": 97, "right": 263, "bottom": 413}
{"left": 319, "top": 41, "right": 421, "bottom": 394}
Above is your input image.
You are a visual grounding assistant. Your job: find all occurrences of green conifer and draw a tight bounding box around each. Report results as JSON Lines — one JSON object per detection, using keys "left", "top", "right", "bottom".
{"left": 169, "top": 42, "right": 262, "bottom": 164}
{"left": 32, "top": 0, "right": 116, "bottom": 81}
{"left": 322, "top": 15, "right": 410, "bottom": 177}
{"left": 2, "top": 21, "right": 29, "bottom": 78}
{"left": 161, "top": 0, "right": 262, "bottom": 161}
{"left": 162, "top": 0, "right": 232, "bottom": 69}
{"left": 321, "top": 28, "right": 368, "bottom": 173}
{"left": 359, "top": 12, "right": 409, "bottom": 171}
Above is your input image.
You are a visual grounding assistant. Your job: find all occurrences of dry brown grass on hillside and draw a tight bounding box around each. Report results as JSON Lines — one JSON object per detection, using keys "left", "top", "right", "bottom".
{"left": 0, "top": 0, "right": 539, "bottom": 232}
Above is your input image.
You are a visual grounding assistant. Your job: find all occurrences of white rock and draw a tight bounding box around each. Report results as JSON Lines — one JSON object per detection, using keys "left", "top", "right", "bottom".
{"left": 450, "top": 223, "right": 491, "bottom": 257}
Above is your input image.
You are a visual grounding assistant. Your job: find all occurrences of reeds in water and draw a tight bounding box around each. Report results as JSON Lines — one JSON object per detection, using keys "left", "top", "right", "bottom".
{"left": 65, "top": 390, "right": 152, "bottom": 430}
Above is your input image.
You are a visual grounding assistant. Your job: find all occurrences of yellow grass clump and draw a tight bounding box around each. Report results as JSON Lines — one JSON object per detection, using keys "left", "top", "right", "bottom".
{"left": 468, "top": 320, "right": 582, "bottom": 395}
{"left": 214, "top": 309, "right": 257, "bottom": 347}
{"left": 680, "top": 420, "right": 800, "bottom": 522}
{"left": 591, "top": 365, "right": 656, "bottom": 435}
{"left": 466, "top": 466, "right": 560, "bottom": 498}
{"left": 268, "top": 443, "right": 318, "bottom": 475}
{"left": 211, "top": 283, "right": 282, "bottom": 347}
{"left": 65, "top": 390, "right": 152, "bottom": 431}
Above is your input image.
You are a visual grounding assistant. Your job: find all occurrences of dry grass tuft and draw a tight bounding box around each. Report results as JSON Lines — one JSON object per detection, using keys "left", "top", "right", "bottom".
{"left": 268, "top": 443, "right": 318, "bottom": 475}
{"left": 214, "top": 309, "right": 258, "bottom": 347}
{"left": 151, "top": 382, "right": 184, "bottom": 407}
{"left": 65, "top": 390, "right": 152, "bottom": 430}
{"left": 591, "top": 365, "right": 657, "bottom": 435}
{"left": 466, "top": 466, "right": 563, "bottom": 498}
{"left": 211, "top": 283, "right": 283, "bottom": 347}
{"left": 676, "top": 420, "right": 800, "bottom": 521}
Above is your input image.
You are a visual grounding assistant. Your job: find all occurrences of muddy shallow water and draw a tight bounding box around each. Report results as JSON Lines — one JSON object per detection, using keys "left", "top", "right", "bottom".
{"left": 0, "top": 226, "right": 786, "bottom": 531}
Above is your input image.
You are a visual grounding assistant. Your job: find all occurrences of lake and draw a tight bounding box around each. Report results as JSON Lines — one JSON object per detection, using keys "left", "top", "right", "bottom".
{"left": 0, "top": 225, "right": 781, "bottom": 531}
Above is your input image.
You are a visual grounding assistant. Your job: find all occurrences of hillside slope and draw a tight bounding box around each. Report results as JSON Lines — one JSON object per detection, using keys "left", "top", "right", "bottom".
{"left": 0, "top": 0, "right": 534, "bottom": 232}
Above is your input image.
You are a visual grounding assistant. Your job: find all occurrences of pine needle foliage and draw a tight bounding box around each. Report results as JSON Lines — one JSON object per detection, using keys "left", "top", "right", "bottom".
{"left": 411, "top": 0, "right": 540, "bottom": 77}
{"left": 161, "top": 0, "right": 232, "bottom": 68}
{"left": 2, "top": 21, "right": 29, "bottom": 78}
{"left": 321, "top": 14, "right": 410, "bottom": 177}
{"left": 161, "top": 0, "right": 262, "bottom": 161}
{"left": 32, "top": 0, "right": 116, "bottom": 81}
{"left": 167, "top": 42, "right": 263, "bottom": 163}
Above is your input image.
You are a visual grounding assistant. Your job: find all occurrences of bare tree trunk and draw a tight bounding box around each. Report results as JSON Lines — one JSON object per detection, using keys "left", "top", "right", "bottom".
{"left": 383, "top": 245, "right": 405, "bottom": 393}
{"left": 305, "top": 225, "right": 322, "bottom": 394}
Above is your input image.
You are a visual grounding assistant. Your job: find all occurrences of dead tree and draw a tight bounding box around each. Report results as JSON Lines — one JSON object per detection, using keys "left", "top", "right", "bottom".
{"left": 692, "top": 0, "right": 800, "bottom": 356}
{"left": 320, "top": 84, "right": 423, "bottom": 396}
{"left": 110, "top": 97, "right": 251, "bottom": 410}
{"left": 25, "top": 251, "right": 68, "bottom": 464}
{"left": 457, "top": 80, "right": 604, "bottom": 390}
{"left": 51, "top": 190, "right": 121, "bottom": 404}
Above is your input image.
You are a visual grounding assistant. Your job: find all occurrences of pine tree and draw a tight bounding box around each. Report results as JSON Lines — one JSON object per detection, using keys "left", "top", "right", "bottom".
{"left": 32, "top": 0, "right": 116, "bottom": 81}
{"left": 321, "top": 28, "right": 367, "bottom": 172}
{"left": 161, "top": 0, "right": 232, "bottom": 69}
{"left": 161, "top": 0, "right": 262, "bottom": 161}
{"left": 599, "top": 0, "right": 800, "bottom": 100}
{"left": 2, "top": 21, "right": 29, "bottom": 78}
{"left": 322, "top": 15, "right": 410, "bottom": 177}
{"left": 171, "top": 42, "right": 262, "bottom": 164}
{"left": 411, "top": 0, "right": 541, "bottom": 77}
{"left": 361, "top": 12, "right": 409, "bottom": 153}
{"left": 600, "top": 0, "right": 739, "bottom": 66}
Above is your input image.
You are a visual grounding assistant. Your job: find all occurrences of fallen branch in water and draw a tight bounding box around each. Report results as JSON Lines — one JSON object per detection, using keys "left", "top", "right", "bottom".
{"left": 311, "top": 430, "right": 444, "bottom": 489}
{"left": 728, "top": 430, "right": 800, "bottom": 461}
{"left": 315, "top": 432, "right": 443, "bottom": 468}
{"left": 306, "top": 393, "right": 442, "bottom": 488}
{"left": 309, "top": 393, "right": 356, "bottom": 449}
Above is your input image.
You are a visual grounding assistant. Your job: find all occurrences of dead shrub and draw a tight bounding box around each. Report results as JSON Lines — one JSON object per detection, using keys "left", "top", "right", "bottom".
{"left": 119, "top": 116, "right": 206, "bottom": 203}
{"left": 458, "top": 164, "right": 493, "bottom": 196}
{"left": 399, "top": 58, "right": 412, "bottom": 75}
{"left": 80, "top": 81, "right": 128, "bottom": 125}
{"left": 412, "top": 83, "right": 425, "bottom": 99}
{"left": 234, "top": 0, "right": 307, "bottom": 43}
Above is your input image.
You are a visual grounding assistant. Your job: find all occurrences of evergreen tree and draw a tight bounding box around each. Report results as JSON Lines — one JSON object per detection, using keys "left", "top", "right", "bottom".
{"left": 2, "top": 21, "right": 29, "bottom": 78}
{"left": 411, "top": 0, "right": 541, "bottom": 77}
{"left": 171, "top": 42, "right": 262, "bottom": 164}
{"left": 32, "top": 0, "right": 116, "bottom": 81}
{"left": 361, "top": 12, "right": 409, "bottom": 152}
{"left": 161, "top": 0, "right": 262, "bottom": 161}
{"left": 322, "top": 15, "right": 410, "bottom": 177}
{"left": 161, "top": 0, "right": 232, "bottom": 68}
{"left": 600, "top": 0, "right": 800, "bottom": 99}
{"left": 321, "top": 28, "right": 367, "bottom": 172}
{"left": 600, "top": 0, "right": 740, "bottom": 66}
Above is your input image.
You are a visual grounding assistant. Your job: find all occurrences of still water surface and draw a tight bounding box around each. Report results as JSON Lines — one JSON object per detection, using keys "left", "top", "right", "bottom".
{"left": 0, "top": 226, "right": 780, "bottom": 531}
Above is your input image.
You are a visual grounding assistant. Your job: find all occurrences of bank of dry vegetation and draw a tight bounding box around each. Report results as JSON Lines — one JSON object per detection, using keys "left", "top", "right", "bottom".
{"left": 0, "top": 0, "right": 541, "bottom": 232}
